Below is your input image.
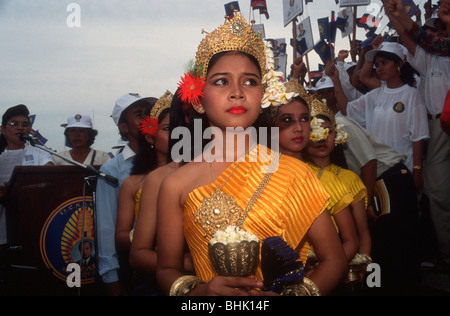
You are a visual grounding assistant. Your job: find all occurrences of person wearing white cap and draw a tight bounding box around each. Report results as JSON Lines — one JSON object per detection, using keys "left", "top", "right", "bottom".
{"left": 383, "top": 0, "right": 449, "bottom": 57}
{"left": 329, "top": 39, "right": 430, "bottom": 295}
{"left": 54, "top": 114, "right": 111, "bottom": 166}
{"left": 332, "top": 41, "right": 430, "bottom": 177}
{"left": 384, "top": 0, "right": 450, "bottom": 274}
{"left": 316, "top": 76, "right": 339, "bottom": 114}
{"left": 96, "top": 93, "right": 157, "bottom": 295}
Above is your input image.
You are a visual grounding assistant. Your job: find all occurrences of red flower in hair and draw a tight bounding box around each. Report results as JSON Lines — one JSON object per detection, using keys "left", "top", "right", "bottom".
{"left": 177, "top": 73, "right": 206, "bottom": 106}
{"left": 139, "top": 116, "right": 160, "bottom": 137}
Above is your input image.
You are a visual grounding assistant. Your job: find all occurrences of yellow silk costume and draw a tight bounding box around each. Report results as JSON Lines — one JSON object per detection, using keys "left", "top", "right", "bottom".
{"left": 306, "top": 163, "right": 353, "bottom": 218}
{"left": 306, "top": 163, "right": 353, "bottom": 234}
{"left": 328, "top": 164, "right": 368, "bottom": 208}
{"left": 134, "top": 189, "right": 142, "bottom": 221}
{"left": 183, "top": 145, "right": 329, "bottom": 283}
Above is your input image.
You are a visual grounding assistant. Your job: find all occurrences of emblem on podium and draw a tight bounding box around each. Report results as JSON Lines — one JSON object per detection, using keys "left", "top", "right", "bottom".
{"left": 40, "top": 197, "right": 96, "bottom": 285}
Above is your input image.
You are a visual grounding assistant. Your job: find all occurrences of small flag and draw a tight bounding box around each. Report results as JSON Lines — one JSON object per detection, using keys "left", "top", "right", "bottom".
{"left": 291, "top": 38, "right": 308, "bottom": 56}
{"left": 366, "top": 27, "right": 377, "bottom": 38}
{"left": 402, "top": 0, "right": 420, "bottom": 17}
{"left": 225, "top": 1, "right": 240, "bottom": 19}
{"left": 318, "top": 17, "right": 330, "bottom": 41}
{"left": 336, "top": 17, "right": 347, "bottom": 32}
{"left": 357, "top": 13, "right": 381, "bottom": 30}
{"left": 251, "top": 0, "right": 269, "bottom": 19}
{"left": 29, "top": 115, "right": 36, "bottom": 126}
{"left": 260, "top": 7, "right": 270, "bottom": 19}
{"left": 31, "top": 129, "right": 48, "bottom": 145}
{"left": 314, "top": 40, "right": 332, "bottom": 64}
{"left": 251, "top": 0, "right": 267, "bottom": 10}
{"left": 330, "top": 12, "right": 337, "bottom": 43}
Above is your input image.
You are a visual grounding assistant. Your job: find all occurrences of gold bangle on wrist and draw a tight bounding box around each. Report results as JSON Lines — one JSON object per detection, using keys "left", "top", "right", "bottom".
{"left": 350, "top": 253, "right": 373, "bottom": 266}
{"left": 280, "top": 277, "right": 321, "bottom": 296}
{"left": 413, "top": 165, "right": 422, "bottom": 171}
{"left": 169, "top": 275, "right": 203, "bottom": 296}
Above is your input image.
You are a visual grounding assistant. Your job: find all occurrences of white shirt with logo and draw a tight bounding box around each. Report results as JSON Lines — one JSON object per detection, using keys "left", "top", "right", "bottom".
{"left": 346, "top": 83, "right": 430, "bottom": 172}
{"left": 0, "top": 144, "right": 54, "bottom": 244}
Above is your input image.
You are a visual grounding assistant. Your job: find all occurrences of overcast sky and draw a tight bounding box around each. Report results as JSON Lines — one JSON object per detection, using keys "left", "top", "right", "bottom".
{"left": 1, "top": 0, "right": 391, "bottom": 153}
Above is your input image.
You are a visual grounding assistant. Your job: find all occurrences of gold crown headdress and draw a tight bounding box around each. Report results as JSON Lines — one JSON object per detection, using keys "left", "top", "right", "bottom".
{"left": 150, "top": 90, "right": 173, "bottom": 120}
{"left": 282, "top": 79, "right": 349, "bottom": 144}
{"left": 195, "top": 13, "right": 267, "bottom": 79}
{"left": 178, "top": 13, "right": 297, "bottom": 110}
{"left": 309, "top": 97, "right": 349, "bottom": 145}
{"left": 139, "top": 91, "right": 173, "bottom": 137}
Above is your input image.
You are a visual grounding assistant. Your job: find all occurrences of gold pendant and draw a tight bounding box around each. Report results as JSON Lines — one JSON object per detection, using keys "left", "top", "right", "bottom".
{"left": 194, "top": 189, "right": 242, "bottom": 237}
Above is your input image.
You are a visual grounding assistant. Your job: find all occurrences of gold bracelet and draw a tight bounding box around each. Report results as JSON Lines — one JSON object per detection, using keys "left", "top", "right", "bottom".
{"left": 413, "top": 165, "right": 422, "bottom": 171}
{"left": 280, "top": 277, "right": 321, "bottom": 296}
{"left": 302, "top": 277, "right": 321, "bottom": 296}
{"left": 169, "top": 275, "right": 203, "bottom": 296}
{"left": 350, "top": 253, "right": 373, "bottom": 266}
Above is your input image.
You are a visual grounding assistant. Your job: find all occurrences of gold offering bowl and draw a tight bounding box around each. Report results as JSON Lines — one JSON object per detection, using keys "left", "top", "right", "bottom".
{"left": 208, "top": 240, "right": 260, "bottom": 277}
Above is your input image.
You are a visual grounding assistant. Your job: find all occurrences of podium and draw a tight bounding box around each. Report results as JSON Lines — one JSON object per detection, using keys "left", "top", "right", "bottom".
{"left": 2, "top": 166, "right": 100, "bottom": 296}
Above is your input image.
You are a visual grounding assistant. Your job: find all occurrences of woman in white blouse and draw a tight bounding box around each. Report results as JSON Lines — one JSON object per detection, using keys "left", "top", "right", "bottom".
{"left": 54, "top": 114, "right": 111, "bottom": 166}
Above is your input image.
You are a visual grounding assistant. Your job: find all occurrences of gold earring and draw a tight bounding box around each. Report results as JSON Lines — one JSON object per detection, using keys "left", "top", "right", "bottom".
{"left": 198, "top": 107, "right": 205, "bottom": 114}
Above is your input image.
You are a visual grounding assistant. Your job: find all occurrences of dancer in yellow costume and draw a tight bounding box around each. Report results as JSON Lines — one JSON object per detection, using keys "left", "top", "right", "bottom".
{"left": 156, "top": 13, "right": 347, "bottom": 296}
{"left": 304, "top": 95, "right": 372, "bottom": 263}
{"left": 115, "top": 92, "right": 172, "bottom": 254}
{"left": 273, "top": 77, "right": 358, "bottom": 263}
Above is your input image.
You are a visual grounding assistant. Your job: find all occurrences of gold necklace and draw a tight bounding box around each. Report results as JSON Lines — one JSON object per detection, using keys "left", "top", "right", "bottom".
{"left": 194, "top": 160, "right": 243, "bottom": 238}
{"left": 194, "top": 151, "right": 280, "bottom": 238}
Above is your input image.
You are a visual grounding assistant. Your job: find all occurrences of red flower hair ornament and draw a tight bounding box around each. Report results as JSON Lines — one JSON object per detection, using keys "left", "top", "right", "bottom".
{"left": 139, "top": 116, "right": 160, "bottom": 137}
{"left": 177, "top": 72, "right": 206, "bottom": 107}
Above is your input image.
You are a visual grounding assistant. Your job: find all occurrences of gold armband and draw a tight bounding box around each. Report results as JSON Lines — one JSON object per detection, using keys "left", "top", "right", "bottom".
{"left": 280, "top": 277, "right": 321, "bottom": 296}
{"left": 169, "top": 275, "right": 203, "bottom": 296}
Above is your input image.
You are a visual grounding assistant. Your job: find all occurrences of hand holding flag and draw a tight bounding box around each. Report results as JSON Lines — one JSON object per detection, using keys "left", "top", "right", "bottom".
{"left": 225, "top": 1, "right": 240, "bottom": 19}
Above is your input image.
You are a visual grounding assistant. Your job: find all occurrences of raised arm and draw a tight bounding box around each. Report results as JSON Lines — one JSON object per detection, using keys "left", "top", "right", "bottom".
{"left": 382, "top": 0, "right": 418, "bottom": 56}
{"left": 326, "top": 63, "right": 350, "bottom": 115}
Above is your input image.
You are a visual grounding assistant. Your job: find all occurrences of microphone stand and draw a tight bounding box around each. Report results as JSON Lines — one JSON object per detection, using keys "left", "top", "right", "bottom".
{"left": 25, "top": 136, "right": 118, "bottom": 186}
{"left": 24, "top": 136, "right": 117, "bottom": 296}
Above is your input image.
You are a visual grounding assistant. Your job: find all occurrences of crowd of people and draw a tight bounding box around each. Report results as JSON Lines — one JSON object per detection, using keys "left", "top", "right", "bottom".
{"left": 1, "top": 0, "right": 449, "bottom": 296}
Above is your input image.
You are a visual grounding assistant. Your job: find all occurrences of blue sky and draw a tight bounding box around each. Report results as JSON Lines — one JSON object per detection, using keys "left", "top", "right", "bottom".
{"left": 1, "top": 0, "right": 396, "bottom": 153}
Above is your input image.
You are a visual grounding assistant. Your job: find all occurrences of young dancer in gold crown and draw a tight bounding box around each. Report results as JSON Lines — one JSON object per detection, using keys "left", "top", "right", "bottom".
{"left": 156, "top": 14, "right": 347, "bottom": 296}
{"left": 273, "top": 77, "right": 359, "bottom": 266}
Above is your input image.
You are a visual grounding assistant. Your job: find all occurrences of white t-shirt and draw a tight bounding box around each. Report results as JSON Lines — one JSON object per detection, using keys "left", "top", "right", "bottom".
{"left": 346, "top": 84, "right": 430, "bottom": 172}
{"left": 336, "top": 114, "right": 405, "bottom": 177}
{"left": 407, "top": 46, "right": 450, "bottom": 115}
{"left": 0, "top": 144, "right": 54, "bottom": 244}
{"left": 53, "top": 149, "right": 111, "bottom": 166}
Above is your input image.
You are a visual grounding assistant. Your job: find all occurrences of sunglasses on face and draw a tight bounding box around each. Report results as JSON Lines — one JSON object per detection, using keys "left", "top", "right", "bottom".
{"left": 6, "top": 121, "right": 31, "bottom": 129}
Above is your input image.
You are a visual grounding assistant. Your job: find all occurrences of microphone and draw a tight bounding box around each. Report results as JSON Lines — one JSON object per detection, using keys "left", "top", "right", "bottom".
{"left": 86, "top": 166, "right": 119, "bottom": 186}
{"left": 20, "top": 134, "right": 39, "bottom": 143}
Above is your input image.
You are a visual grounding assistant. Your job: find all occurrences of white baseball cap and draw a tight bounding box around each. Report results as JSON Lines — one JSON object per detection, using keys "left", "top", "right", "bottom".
{"left": 61, "top": 114, "right": 93, "bottom": 129}
{"left": 365, "top": 42, "right": 405, "bottom": 62}
{"left": 315, "top": 76, "right": 334, "bottom": 90}
{"left": 344, "top": 62, "right": 357, "bottom": 72}
{"left": 111, "top": 93, "right": 142, "bottom": 126}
